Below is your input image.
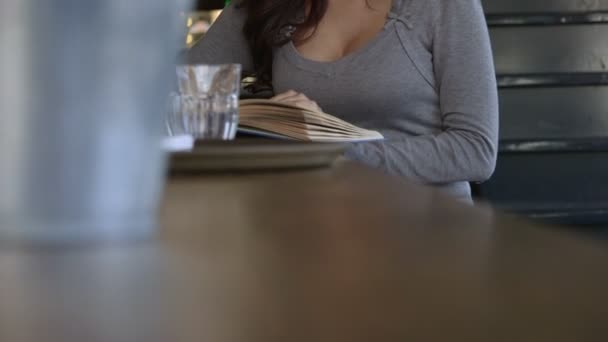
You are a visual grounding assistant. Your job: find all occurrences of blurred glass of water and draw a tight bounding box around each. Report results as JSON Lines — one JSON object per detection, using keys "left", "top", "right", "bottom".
{"left": 168, "top": 64, "right": 241, "bottom": 140}
{"left": 0, "top": 0, "right": 192, "bottom": 243}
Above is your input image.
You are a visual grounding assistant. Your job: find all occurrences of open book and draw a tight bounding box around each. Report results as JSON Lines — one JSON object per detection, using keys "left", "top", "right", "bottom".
{"left": 238, "top": 99, "right": 384, "bottom": 142}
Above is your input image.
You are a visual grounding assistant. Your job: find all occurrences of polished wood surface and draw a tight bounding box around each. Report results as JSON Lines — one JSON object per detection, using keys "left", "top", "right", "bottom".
{"left": 1, "top": 161, "right": 607, "bottom": 341}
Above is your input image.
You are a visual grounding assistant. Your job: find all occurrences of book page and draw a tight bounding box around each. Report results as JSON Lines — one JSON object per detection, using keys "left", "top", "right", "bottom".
{"left": 239, "top": 99, "right": 383, "bottom": 142}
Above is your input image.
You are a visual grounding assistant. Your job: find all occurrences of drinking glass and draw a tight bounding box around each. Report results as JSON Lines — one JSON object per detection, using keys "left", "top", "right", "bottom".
{"left": 168, "top": 64, "right": 241, "bottom": 140}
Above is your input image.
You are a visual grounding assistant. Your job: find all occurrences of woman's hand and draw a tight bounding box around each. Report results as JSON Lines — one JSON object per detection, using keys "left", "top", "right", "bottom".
{"left": 271, "top": 90, "right": 323, "bottom": 112}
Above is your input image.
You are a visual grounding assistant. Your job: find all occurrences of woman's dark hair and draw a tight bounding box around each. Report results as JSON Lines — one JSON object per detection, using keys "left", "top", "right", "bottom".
{"left": 237, "top": 0, "right": 329, "bottom": 87}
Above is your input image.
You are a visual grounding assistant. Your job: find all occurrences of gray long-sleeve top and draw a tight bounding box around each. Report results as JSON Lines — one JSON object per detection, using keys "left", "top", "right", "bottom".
{"left": 186, "top": 0, "right": 499, "bottom": 200}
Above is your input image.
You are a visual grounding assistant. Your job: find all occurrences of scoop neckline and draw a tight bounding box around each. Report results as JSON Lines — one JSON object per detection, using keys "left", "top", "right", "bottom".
{"left": 283, "top": 0, "right": 400, "bottom": 69}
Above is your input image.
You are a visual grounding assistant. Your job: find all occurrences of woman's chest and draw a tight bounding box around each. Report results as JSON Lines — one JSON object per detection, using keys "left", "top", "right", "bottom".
{"left": 272, "top": 29, "right": 438, "bottom": 124}
{"left": 294, "top": 0, "right": 392, "bottom": 62}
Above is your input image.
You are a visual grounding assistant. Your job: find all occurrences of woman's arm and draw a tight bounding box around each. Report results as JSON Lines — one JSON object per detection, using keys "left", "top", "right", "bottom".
{"left": 182, "top": 2, "right": 254, "bottom": 72}
{"left": 346, "top": 0, "right": 498, "bottom": 184}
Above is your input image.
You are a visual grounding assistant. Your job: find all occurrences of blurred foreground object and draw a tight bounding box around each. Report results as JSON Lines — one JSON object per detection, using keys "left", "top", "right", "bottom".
{"left": 0, "top": 0, "right": 192, "bottom": 243}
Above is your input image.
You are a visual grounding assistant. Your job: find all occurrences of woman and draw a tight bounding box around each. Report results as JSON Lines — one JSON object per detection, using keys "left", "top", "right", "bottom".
{"left": 185, "top": 0, "right": 499, "bottom": 201}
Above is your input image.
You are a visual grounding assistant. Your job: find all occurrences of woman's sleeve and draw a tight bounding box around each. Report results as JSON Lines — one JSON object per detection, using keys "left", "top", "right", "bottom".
{"left": 182, "top": 2, "right": 254, "bottom": 72}
{"left": 345, "top": 0, "right": 499, "bottom": 184}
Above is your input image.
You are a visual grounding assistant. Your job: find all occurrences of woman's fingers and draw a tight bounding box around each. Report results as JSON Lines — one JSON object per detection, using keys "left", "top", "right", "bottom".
{"left": 274, "top": 93, "right": 311, "bottom": 104}
{"left": 271, "top": 90, "right": 299, "bottom": 101}
{"left": 271, "top": 90, "right": 321, "bottom": 112}
{"left": 282, "top": 99, "right": 321, "bottom": 112}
